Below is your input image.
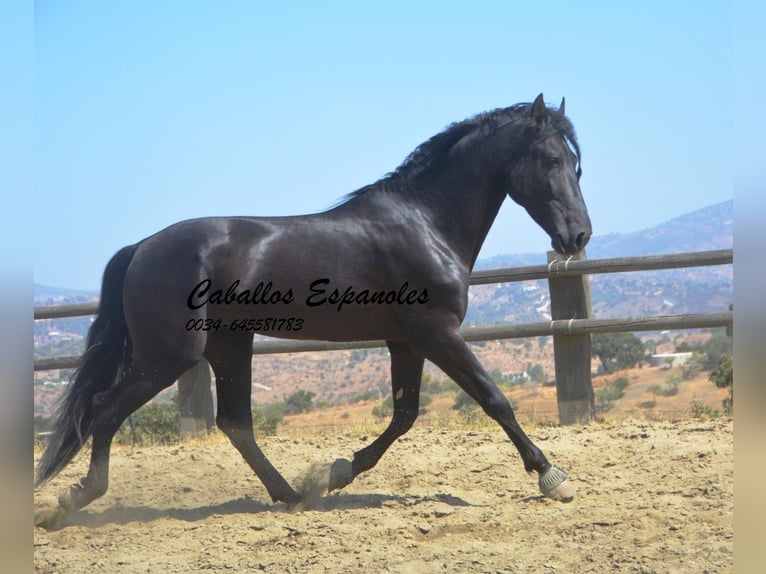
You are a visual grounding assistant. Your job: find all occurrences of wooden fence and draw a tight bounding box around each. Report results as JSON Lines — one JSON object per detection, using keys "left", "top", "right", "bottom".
{"left": 34, "top": 249, "right": 733, "bottom": 428}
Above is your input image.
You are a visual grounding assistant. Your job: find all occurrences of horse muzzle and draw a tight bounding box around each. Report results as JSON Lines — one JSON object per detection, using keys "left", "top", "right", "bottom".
{"left": 551, "top": 228, "right": 591, "bottom": 255}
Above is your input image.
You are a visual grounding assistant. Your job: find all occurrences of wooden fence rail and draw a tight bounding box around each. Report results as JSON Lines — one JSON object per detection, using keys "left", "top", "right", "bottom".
{"left": 34, "top": 249, "right": 733, "bottom": 427}
{"left": 33, "top": 311, "right": 732, "bottom": 372}
{"left": 33, "top": 249, "right": 732, "bottom": 321}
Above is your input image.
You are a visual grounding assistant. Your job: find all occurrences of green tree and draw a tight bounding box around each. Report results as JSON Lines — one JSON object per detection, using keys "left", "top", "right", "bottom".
{"left": 702, "top": 334, "right": 733, "bottom": 369}
{"left": 591, "top": 333, "right": 645, "bottom": 374}
{"left": 283, "top": 389, "right": 316, "bottom": 414}
{"left": 526, "top": 363, "right": 546, "bottom": 384}
{"left": 709, "top": 353, "right": 733, "bottom": 414}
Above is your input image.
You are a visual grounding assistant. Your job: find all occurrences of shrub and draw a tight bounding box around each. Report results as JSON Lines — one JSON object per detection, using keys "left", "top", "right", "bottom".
{"left": 690, "top": 397, "right": 720, "bottom": 419}
{"left": 452, "top": 390, "right": 516, "bottom": 413}
{"left": 34, "top": 415, "right": 54, "bottom": 435}
{"left": 646, "top": 384, "right": 663, "bottom": 406}
{"left": 421, "top": 373, "right": 452, "bottom": 395}
{"left": 595, "top": 377, "right": 630, "bottom": 412}
{"left": 709, "top": 353, "right": 733, "bottom": 414}
{"left": 371, "top": 388, "right": 434, "bottom": 419}
{"left": 252, "top": 402, "right": 286, "bottom": 436}
{"left": 372, "top": 395, "right": 393, "bottom": 419}
{"left": 613, "top": 377, "right": 630, "bottom": 393}
{"left": 663, "top": 374, "right": 681, "bottom": 397}
{"left": 596, "top": 385, "right": 622, "bottom": 403}
{"left": 351, "top": 389, "right": 378, "bottom": 403}
{"left": 116, "top": 395, "right": 180, "bottom": 446}
{"left": 452, "top": 390, "right": 478, "bottom": 412}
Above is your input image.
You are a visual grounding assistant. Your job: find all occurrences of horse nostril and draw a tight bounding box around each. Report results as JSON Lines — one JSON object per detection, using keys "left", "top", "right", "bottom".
{"left": 574, "top": 232, "right": 586, "bottom": 250}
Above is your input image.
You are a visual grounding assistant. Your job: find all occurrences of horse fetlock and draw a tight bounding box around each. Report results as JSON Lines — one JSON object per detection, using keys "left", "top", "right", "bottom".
{"left": 59, "top": 476, "right": 108, "bottom": 511}
{"left": 259, "top": 473, "right": 301, "bottom": 505}
{"left": 58, "top": 484, "right": 83, "bottom": 512}
{"left": 272, "top": 487, "right": 302, "bottom": 506}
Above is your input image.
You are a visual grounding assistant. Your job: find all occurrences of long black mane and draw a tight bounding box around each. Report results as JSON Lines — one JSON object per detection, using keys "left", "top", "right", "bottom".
{"left": 342, "top": 101, "right": 581, "bottom": 202}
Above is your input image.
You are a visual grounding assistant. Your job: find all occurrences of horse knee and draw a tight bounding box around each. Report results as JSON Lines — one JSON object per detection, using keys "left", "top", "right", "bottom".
{"left": 215, "top": 415, "right": 234, "bottom": 436}
{"left": 216, "top": 415, "right": 251, "bottom": 444}
{"left": 479, "top": 389, "right": 515, "bottom": 421}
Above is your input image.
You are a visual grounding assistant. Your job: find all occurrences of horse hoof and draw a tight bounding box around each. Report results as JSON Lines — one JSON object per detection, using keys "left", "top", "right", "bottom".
{"left": 328, "top": 458, "right": 354, "bottom": 492}
{"left": 34, "top": 505, "right": 67, "bottom": 530}
{"left": 539, "top": 465, "right": 576, "bottom": 503}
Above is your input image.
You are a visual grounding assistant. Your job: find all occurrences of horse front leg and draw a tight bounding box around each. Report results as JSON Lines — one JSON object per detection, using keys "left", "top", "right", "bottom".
{"left": 328, "top": 341, "right": 424, "bottom": 492}
{"left": 419, "top": 329, "right": 575, "bottom": 502}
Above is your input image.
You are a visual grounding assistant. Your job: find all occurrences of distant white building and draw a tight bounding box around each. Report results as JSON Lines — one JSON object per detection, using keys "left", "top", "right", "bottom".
{"left": 650, "top": 352, "right": 693, "bottom": 368}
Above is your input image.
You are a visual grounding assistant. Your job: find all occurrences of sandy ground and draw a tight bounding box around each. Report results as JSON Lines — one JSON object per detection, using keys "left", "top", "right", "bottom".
{"left": 34, "top": 419, "right": 733, "bottom": 573}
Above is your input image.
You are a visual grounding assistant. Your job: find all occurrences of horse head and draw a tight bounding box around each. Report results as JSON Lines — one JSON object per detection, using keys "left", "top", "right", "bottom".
{"left": 502, "top": 93, "right": 592, "bottom": 255}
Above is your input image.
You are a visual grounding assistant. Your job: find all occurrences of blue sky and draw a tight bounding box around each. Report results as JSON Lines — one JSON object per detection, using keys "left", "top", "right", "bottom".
{"left": 32, "top": 1, "right": 737, "bottom": 290}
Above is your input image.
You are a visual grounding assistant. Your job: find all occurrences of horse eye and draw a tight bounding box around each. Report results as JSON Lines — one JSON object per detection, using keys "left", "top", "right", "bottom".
{"left": 544, "top": 156, "right": 561, "bottom": 169}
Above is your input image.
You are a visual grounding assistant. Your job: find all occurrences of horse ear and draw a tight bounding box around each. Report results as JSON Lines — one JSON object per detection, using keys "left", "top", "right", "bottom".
{"left": 559, "top": 97, "right": 566, "bottom": 115}
{"left": 531, "top": 93, "right": 546, "bottom": 121}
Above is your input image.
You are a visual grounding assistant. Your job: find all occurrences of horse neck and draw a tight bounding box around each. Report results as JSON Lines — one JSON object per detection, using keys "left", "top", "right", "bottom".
{"left": 403, "top": 166, "right": 507, "bottom": 271}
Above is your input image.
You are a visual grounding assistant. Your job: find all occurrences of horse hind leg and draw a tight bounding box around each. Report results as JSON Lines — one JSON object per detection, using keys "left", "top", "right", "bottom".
{"left": 206, "top": 334, "right": 301, "bottom": 505}
{"left": 328, "top": 341, "right": 424, "bottom": 492}
{"left": 41, "top": 365, "right": 184, "bottom": 526}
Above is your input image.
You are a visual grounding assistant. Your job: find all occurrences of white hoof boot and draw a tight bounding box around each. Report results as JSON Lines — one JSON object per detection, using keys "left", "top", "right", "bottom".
{"left": 539, "top": 465, "right": 576, "bottom": 502}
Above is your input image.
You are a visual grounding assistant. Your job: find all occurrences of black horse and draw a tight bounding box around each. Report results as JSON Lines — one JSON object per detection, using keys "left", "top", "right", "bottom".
{"left": 36, "top": 94, "right": 591, "bottom": 520}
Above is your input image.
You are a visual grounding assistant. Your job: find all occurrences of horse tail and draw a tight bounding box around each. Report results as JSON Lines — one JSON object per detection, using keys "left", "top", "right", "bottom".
{"left": 35, "top": 244, "right": 139, "bottom": 487}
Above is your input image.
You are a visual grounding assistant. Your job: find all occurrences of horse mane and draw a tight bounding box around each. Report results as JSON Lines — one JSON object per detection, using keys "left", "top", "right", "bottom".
{"left": 340, "top": 101, "right": 581, "bottom": 203}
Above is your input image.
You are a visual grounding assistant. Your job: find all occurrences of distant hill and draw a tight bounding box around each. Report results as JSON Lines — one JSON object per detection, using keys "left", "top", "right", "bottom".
{"left": 586, "top": 200, "right": 733, "bottom": 258}
{"left": 475, "top": 200, "right": 732, "bottom": 268}
{"left": 34, "top": 284, "right": 98, "bottom": 306}
{"left": 33, "top": 285, "right": 98, "bottom": 354}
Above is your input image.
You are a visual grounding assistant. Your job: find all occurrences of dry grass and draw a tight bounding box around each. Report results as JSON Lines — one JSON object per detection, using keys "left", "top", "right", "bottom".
{"left": 34, "top": 365, "right": 729, "bottom": 455}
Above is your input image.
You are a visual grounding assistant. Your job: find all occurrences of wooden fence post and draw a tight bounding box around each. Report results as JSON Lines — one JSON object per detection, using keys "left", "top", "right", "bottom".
{"left": 178, "top": 359, "right": 215, "bottom": 439}
{"left": 547, "top": 250, "right": 594, "bottom": 425}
